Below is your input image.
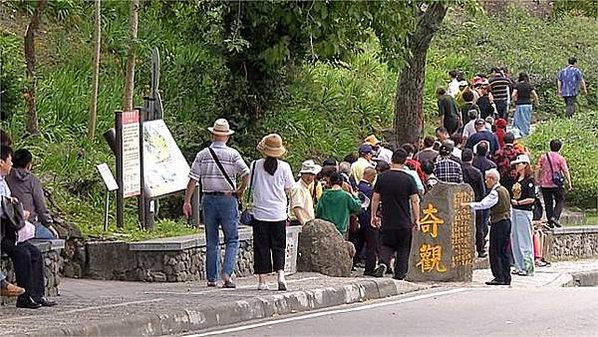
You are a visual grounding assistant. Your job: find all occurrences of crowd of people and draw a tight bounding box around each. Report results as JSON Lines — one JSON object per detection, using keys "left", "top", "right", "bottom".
{"left": 182, "top": 101, "right": 573, "bottom": 289}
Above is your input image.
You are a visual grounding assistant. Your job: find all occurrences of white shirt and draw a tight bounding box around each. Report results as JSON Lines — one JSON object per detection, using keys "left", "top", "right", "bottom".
{"left": 401, "top": 168, "right": 424, "bottom": 193}
{"left": 250, "top": 159, "right": 295, "bottom": 222}
{"left": 376, "top": 147, "right": 393, "bottom": 164}
{"left": 448, "top": 78, "right": 460, "bottom": 97}
{"left": 462, "top": 120, "right": 477, "bottom": 139}
{"left": 469, "top": 184, "right": 499, "bottom": 210}
{"left": 452, "top": 147, "right": 462, "bottom": 160}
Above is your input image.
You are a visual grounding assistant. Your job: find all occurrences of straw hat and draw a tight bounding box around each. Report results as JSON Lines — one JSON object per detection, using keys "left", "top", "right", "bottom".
{"left": 208, "top": 118, "right": 235, "bottom": 136}
{"left": 364, "top": 135, "right": 381, "bottom": 146}
{"left": 257, "top": 134, "right": 287, "bottom": 158}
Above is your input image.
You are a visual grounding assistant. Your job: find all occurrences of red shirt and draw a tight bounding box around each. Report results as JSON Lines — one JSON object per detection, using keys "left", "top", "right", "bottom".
{"left": 406, "top": 158, "right": 426, "bottom": 183}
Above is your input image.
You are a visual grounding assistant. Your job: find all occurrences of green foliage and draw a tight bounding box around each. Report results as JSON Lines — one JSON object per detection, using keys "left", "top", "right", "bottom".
{"left": 0, "top": 33, "right": 25, "bottom": 120}
{"left": 525, "top": 110, "right": 598, "bottom": 209}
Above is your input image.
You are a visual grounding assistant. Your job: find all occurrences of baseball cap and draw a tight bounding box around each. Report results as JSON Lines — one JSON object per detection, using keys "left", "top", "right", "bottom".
{"left": 511, "top": 154, "right": 530, "bottom": 166}
{"left": 359, "top": 144, "right": 374, "bottom": 154}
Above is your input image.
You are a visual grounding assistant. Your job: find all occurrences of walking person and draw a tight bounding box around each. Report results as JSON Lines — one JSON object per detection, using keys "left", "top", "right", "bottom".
{"left": 511, "top": 72, "right": 540, "bottom": 137}
{"left": 290, "top": 160, "right": 321, "bottom": 226}
{"left": 370, "top": 149, "right": 420, "bottom": 280}
{"left": 316, "top": 172, "right": 362, "bottom": 236}
{"left": 557, "top": 57, "right": 587, "bottom": 118}
{"left": 509, "top": 154, "right": 536, "bottom": 276}
{"left": 461, "top": 149, "right": 487, "bottom": 258}
{"left": 489, "top": 67, "right": 511, "bottom": 120}
{"left": 183, "top": 119, "right": 250, "bottom": 288}
{"left": 436, "top": 87, "right": 461, "bottom": 135}
{"left": 250, "top": 134, "right": 295, "bottom": 291}
{"left": 536, "top": 139, "right": 572, "bottom": 228}
{"left": 464, "top": 169, "right": 512, "bottom": 286}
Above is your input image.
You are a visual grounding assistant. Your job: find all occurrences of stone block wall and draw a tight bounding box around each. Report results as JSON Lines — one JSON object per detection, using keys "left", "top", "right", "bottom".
{"left": 85, "top": 235, "right": 254, "bottom": 282}
{"left": 548, "top": 227, "right": 598, "bottom": 261}
{"left": 1, "top": 246, "right": 63, "bottom": 297}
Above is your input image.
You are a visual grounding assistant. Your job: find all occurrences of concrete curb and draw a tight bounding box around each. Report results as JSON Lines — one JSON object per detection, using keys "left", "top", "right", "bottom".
{"left": 568, "top": 269, "right": 598, "bottom": 287}
{"left": 25, "top": 279, "right": 427, "bottom": 337}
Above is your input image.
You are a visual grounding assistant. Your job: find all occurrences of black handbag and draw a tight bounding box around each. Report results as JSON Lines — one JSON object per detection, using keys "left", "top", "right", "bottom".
{"left": 239, "top": 161, "right": 256, "bottom": 226}
{"left": 1, "top": 196, "right": 26, "bottom": 232}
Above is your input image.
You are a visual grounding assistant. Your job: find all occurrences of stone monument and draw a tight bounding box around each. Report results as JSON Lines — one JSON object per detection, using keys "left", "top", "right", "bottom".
{"left": 406, "top": 182, "right": 475, "bottom": 282}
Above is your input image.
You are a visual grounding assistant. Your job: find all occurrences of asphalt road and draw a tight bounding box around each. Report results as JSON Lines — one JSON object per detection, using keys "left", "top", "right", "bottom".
{"left": 182, "top": 287, "right": 598, "bottom": 337}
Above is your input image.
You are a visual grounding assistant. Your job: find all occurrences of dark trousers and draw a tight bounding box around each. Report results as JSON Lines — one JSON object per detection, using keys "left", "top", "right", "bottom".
{"left": 1, "top": 239, "right": 45, "bottom": 300}
{"left": 364, "top": 227, "right": 379, "bottom": 274}
{"left": 475, "top": 210, "right": 488, "bottom": 254}
{"left": 378, "top": 227, "right": 412, "bottom": 280}
{"left": 495, "top": 100, "right": 508, "bottom": 120}
{"left": 350, "top": 222, "right": 367, "bottom": 266}
{"left": 563, "top": 96, "right": 577, "bottom": 118}
{"left": 541, "top": 187, "right": 565, "bottom": 222}
{"left": 489, "top": 219, "right": 512, "bottom": 284}
{"left": 444, "top": 118, "right": 459, "bottom": 135}
{"left": 253, "top": 219, "right": 286, "bottom": 274}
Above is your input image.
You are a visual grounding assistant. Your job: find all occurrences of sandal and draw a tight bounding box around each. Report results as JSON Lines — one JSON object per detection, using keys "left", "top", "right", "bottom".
{"left": 222, "top": 280, "right": 236, "bottom": 288}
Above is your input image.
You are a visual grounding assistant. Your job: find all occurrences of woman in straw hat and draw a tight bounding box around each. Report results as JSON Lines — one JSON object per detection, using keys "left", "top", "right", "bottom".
{"left": 250, "top": 134, "right": 295, "bottom": 291}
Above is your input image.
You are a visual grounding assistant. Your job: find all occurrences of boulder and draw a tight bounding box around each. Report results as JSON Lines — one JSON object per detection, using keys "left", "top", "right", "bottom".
{"left": 297, "top": 219, "right": 355, "bottom": 277}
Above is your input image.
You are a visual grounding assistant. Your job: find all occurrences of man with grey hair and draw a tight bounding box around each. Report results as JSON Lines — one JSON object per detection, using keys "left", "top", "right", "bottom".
{"left": 464, "top": 168, "right": 512, "bottom": 286}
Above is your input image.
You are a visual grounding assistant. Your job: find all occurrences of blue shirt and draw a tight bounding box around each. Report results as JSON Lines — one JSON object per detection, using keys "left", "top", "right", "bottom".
{"left": 0, "top": 176, "right": 11, "bottom": 218}
{"left": 558, "top": 66, "right": 584, "bottom": 97}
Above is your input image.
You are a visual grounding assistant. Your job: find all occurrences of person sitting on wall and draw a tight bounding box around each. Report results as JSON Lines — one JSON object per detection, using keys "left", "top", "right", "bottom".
{"left": 6, "top": 149, "right": 59, "bottom": 239}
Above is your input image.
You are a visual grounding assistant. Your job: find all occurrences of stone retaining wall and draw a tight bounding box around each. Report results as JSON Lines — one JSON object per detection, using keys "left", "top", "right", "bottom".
{"left": 548, "top": 226, "right": 598, "bottom": 261}
{"left": 85, "top": 228, "right": 255, "bottom": 282}
{"left": 1, "top": 240, "right": 64, "bottom": 298}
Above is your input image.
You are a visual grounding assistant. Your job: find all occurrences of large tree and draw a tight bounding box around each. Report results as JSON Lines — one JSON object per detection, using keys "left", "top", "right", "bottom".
{"left": 393, "top": 2, "right": 449, "bottom": 146}
{"left": 23, "top": 0, "right": 48, "bottom": 135}
{"left": 122, "top": 0, "right": 139, "bottom": 112}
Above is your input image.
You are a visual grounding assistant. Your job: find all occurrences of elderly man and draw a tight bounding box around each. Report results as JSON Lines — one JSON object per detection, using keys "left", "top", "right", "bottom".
{"left": 465, "top": 118, "right": 500, "bottom": 156}
{"left": 183, "top": 119, "right": 250, "bottom": 288}
{"left": 464, "top": 169, "right": 512, "bottom": 286}
{"left": 290, "top": 160, "right": 322, "bottom": 226}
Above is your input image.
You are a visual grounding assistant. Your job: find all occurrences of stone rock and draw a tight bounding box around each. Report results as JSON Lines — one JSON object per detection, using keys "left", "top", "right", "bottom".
{"left": 297, "top": 219, "right": 355, "bottom": 277}
{"left": 152, "top": 272, "right": 167, "bottom": 282}
{"left": 407, "top": 182, "right": 475, "bottom": 282}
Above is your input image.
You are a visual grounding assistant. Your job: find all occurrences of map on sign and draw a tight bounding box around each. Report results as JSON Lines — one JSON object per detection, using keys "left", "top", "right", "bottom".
{"left": 143, "top": 119, "right": 190, "bottom": 198}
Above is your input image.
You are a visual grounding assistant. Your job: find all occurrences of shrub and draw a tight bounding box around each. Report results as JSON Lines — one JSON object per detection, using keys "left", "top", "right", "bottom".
{"left": 525, "top": 110, "right": 598, "bottom": 209}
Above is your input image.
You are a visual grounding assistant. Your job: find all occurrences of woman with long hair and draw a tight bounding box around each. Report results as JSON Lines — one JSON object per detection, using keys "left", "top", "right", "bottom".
{"left": 250, "top": 134, "right": 295, "bottom": 291}
{"left": 509, "top": 154, "right": 536, "bottom": 276}
{"left": 511, "top": 72, "right": 540, "bottom": 137}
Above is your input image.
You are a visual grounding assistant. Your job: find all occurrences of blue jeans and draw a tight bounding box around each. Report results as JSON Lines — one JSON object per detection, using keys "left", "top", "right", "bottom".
{"left": 202, "top": 195, "right": 239, "bottom": 282}
{"left": 513, "top": 104, "right": 533, "bottom": 137}
{"left": 34, "top": 223, "right": 54, "bottom": 239}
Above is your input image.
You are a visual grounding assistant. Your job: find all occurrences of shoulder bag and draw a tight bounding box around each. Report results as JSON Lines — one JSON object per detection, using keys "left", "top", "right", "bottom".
{"left": 545, "top": 153, "right": 565, "bottom": 187}
{"left": 239, "top": 161, "right": 256, "bottom": 226}
{"left": 1, "top": 196, "right": 26, "bottom": 232}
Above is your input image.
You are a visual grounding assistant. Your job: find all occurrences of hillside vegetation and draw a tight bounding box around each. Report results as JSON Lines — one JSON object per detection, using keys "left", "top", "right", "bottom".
{"left": 1, "top": 4, "right": 596, "bottom": 238}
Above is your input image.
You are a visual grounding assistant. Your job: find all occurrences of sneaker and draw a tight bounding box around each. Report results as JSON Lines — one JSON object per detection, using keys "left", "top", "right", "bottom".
{"left": 478, "top": 251, "right": 488, "bottom": 258}
{"left": 257, "top": 283, "right": 269, "bottom": 291}
{"left": 542, "top": 223, "right": 553, "bottom": 231}
{"left": 277, "top": 280, "right": 288, "bottom": 291}
{"left": 550, "top": 217, "right": 562, "bottom": 228}
{"left": 222, "top": 280, "right": 236, "bottom": 288}
{"left": 206, "top": 281, "right": 217, "bottom": 287}
{"left": 373, "top": 264, "right": 387, "bottom": 278}
{"left": 485, "top": 279, "right": 506, "bottom": 286}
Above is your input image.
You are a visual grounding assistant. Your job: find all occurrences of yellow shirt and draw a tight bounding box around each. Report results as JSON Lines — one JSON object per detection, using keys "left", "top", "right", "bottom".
{"left": 350, "top": 157, "right": 374, "bottom": 183}
{"left": 289, "top": 179, "right": 322, "bottom": 224}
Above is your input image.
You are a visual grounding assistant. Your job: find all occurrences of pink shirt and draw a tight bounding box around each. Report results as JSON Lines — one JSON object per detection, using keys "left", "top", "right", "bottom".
{"left": 538, "top": 152, "right": 569, "bottom": 188}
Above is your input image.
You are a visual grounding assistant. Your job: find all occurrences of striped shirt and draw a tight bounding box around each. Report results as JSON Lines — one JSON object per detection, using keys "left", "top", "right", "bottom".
{"left": 558, "top": 66, "right": 583, "bottom": 97}
{"left": 189, "top": 142, "right": 249, "bottom": 192}
{"left": 489, "top": 76, "right": 511, "bottom": 101}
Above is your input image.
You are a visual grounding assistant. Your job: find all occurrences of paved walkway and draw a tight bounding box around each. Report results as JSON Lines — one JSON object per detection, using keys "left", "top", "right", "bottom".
{"left": 1, "top": 259, "right": 597, "bottom": 336}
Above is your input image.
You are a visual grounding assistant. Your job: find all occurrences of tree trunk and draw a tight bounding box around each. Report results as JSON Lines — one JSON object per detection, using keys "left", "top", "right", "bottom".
{"left": 24, "top": 0, "right": 48, "bottom": 136}
{"left": 88, "top": 0, "right": 102, "bottom": 139}
{"left": 122, "top": 0, "right": 139, "bottom": 112}
{"left": 393, "top": 2, "right": 448, "bottom": 147}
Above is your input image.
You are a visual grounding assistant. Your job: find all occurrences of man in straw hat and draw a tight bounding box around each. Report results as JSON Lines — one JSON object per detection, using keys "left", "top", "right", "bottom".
{"left": 183, "top": 118, "right": 250, "bottom": 288}
{"left": 290, "top": 160, "right": 322, "bottom": 226}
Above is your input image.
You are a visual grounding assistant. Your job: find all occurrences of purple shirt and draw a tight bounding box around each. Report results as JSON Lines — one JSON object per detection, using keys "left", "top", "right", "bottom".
{"left": 538, "top": 152, "right": 569, "bottom": 188}
{"left": 558, "top": 65, "right": 583, "bottom": 97}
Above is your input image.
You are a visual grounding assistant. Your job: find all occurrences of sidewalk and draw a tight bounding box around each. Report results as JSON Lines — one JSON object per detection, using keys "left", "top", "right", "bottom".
{"left": 2, "top": 260, "right": 597, "bottom": 337}
{"left": 0, "top": 272, "right": 425, "bottom": 337}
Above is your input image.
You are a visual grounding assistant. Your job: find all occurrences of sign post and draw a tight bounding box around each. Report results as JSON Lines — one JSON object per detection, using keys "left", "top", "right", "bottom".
{"left": 115, "top": 110, "right": 142, "bottom": 228}
{"left": 96, "top": 163, "right": 119, "bottom": 231}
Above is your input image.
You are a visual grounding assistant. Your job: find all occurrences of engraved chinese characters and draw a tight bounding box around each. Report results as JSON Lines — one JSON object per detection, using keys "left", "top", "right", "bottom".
{"left": 407, "top": 182, "right": 475, "bottom": 282}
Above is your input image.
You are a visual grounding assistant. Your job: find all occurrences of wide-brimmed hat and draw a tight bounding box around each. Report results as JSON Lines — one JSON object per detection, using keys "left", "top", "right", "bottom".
{"left": 299, "top": 160, "right": 321, "bottom": 175}
{"left": 208, "top": 118, "right": 235, "bottom": 136}
{"left": 511, "top": 154, "right": 530, "bottom": 166}
{"left": 257, "top": 133, "right": 287, "bottom": 158}
{"left": 364, "top": 135, "right": 381, "bottom": 146}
